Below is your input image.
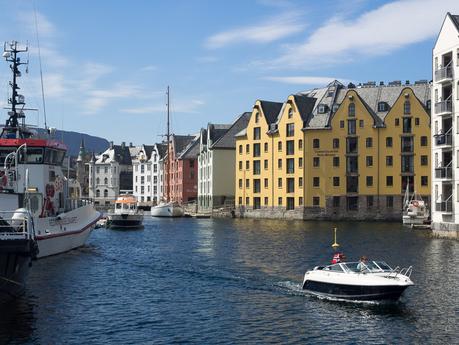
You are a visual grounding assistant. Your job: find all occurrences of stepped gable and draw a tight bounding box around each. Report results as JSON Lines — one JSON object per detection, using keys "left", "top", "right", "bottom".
{"left": 213, "top": 112, "right": 251, "bottom": 149}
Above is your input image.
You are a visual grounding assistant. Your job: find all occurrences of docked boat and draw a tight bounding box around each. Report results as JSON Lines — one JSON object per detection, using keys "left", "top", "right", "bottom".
{"left": 402, "top": 179, "right": 429, "bottom": 226}
{"left": 107, "top": 195, "right": 144, "bottom": 229}
{"left": 302, "top": 260, "right": 413, "bottom": 301}
{"left": 0, "top": 41, "right": 101, "bottom": 264}
{"left": 151, "top": 86, "right": 184, "bottom": 218}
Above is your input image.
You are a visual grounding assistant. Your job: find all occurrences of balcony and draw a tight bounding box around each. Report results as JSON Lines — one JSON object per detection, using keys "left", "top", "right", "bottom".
{"left": 435, "top": 161, "right": 453, "bottom": 180}
{"left": 435, "top": 99, "right": 452, "bottom": 116}
{"left": 436, "top": 195, "right": 453, "bottom": 213}
{"left": 434, "top": 128, "right": 452, "bottom": 148}
{"left": 434, "top": 64, "right": 453, "bottom": 83}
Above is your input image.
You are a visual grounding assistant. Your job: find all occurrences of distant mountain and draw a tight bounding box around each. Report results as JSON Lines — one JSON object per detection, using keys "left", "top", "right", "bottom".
{"left": 1, "top": 126, "right": 110, "bottom": 157}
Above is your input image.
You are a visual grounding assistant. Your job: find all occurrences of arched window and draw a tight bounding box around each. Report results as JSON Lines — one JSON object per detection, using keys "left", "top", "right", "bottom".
{"left": 96, "top": 189, "right": 100, "bottom": 197}
{"left": 104, "top": 189, "right": 108, "bottom": 198}
{"left": 404, "top": 101, "right": 411, "bottom": 115}
{"left": 96, "top": 177, "right": 100, "bottom": 185}
{"left": 348, "top": 103, "right": 355, "bottom": 117}
{"left": 104, "top": 177, "right": 108, "bottom": 185}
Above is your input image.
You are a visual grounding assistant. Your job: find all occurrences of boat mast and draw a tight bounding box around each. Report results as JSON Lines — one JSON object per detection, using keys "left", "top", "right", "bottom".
{"left": 166, "top": 86, "right": 170, "bottom": 202}
{"left": 1, "top": 41, "right": 28, "bottom": 139}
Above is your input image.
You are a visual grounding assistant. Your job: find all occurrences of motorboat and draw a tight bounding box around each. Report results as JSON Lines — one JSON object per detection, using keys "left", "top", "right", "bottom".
{"left": 107, "top": 195, "right": 143, "bottom": 229}
{"left": 402, "top": 181, "right": 429, "bottom": 226}
{"left": 151, "top": 200, "right": 184, "bottom": 217}
{"left": 302, "top": 260, "right": 413, "bottom": 301}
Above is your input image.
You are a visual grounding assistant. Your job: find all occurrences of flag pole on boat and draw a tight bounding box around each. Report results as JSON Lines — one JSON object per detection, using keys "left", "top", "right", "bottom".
{"left": 332, "top": 227, "right": 339, "bottom": 251}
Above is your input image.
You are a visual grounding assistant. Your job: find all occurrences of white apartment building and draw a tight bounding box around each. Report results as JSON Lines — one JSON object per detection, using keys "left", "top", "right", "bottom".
{"left": 89, "top": 142, "right": 133, "bottom": 207}
{"left": 132, "top": 143, "right": 167, "bottom": 205}
{"left": 432, "top": 12, "right": 459, "bottom": 235}
{"left": 198, "top": 113, "right": 250, "bottom": 212}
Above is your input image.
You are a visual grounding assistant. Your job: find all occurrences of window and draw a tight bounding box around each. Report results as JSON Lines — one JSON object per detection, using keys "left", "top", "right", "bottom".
{"left": 253, "top": 197, "right": 261, "bottom": 209}
{"left": 264, "top": 197, "right": 268, "bottom": 205}
{"left": 347, "top": 196, "right": 358, "bottom": 211}
{"left": 313, "top": 197, "right": 320, "bottom": 206}
{"left": 318, "top": 104, "right": 327, "bottom": 113}
{"left": 386, "top": 137, "right": 393, "bottom": 147}
{"left": 239, "top": 161, "right": 242, "bottom": 170}
{"left": 299, "top": 157, "right": 303, "bottom": 168}
{"left": 386, "top": 156, "right": 393, "bottom": 166}
{"left": 403, "top": 117, "right": 412, "bottom": 134}
{"left": 378, "top": 102, "right": 387, "bottom": 112}
{"left": 346, "top": 137, "right": 358, "bottom": 153}
{"left": 104, "top": 189, "right": 108, "bottom": 197}
{"left": 359, "top": 120, "right": 364, "bottom": 128}
{"left": 421, "top": 155, "right": 428, "bottom": 166}
{"left": 298, "top": 139, "right": 303, "bottom": 150}
{"left": 288, "top": 108, "right": 293, "bottom": 118}
{"left": 286, "top": 140, "right": 295, "bottom": 155}
{"left": 386, "top": 196, "right": 393, "bottom": 208}
{"left": 239, "top": 179, "right": 242, "bottom": 188}
{"left": 340, "top": 120, "right": 344, "bottom": 128}
{"left": 313, "top": 157, "right": 320, "bottom": 167}
{"left": 299, "top": 177, "right": 303, "bottom": 188}
{"left": 278, "top": 178, "right": 282, "bottom": 188}
{"left": 253, "top": 127, "right": 261, "bottom": 140}
{"left": 367, "top": 196, "right": 374, "bottom": 208}
{"left": 366, "top": 137, "right": 372, "bottom": 148}
{"left": 287, "top": 158, "right": 294, "bottom": 174}
{"left": 348, "top": 103, "right": 355, "bottom": 117}
{"left": 386, "top": 176, "right": 393, "bottom": 186}
{"left": 313, "top": 177, "right": 320, "bottom": 187}
{"left": 333, "top": 176, "right": 340, "bottom": 187}
{"left": 96, "top": 177, "right": 100, "bottom": 185}
{"left": 253, "top": 179, "right": 261, "bottom": 193}
{"left": 246, "top": 161, "right": 249, "bottom": 170}
{"left": 264, "top": 142, "right": 268, "bottom": 152}
{"left": 333, "top": 138, "right": 339, "bottom": 149}
{"left": 348, "top": 120, "right": 356, "bottom": 135}
{"left": 287, "top": 178, "right": 295, "bottom": 193}
{"left": 366, "top": 156, "right": 373, "bottom": 167}
{"left": 415, "top": 118, "right": 420, "bottom": 126}
{"left": 253, "top": 143, "right": 261, "bottom": 157}
{"left": 253, "top": 160, "right": 261, "bottom": 175}
{"left": 264, "top": 159, "right": 268, "bottom": 170}
{"left": 313, "top": 138, "right": 320, "bottom": 148}
{"left": 366, "top": 176, "right": 373, "bottom": 187}
{"left": 255, "top": 112, "right": 260, "bottom": 123}
{"left": 278, "top": 159, "right": 282, "bottom": 169}
{"left": 404, "top": 100, "right": 411, "bottom": 115}
{"left": 286, "top": 123, "right": 295, "bottom": 137}
{"left": 421, "top": 176, "right": 428, "bottom": 186}
{"left": 395, "top": 118, "right": 400, "bottom": 126}
{"left": 333, "top": 157, "right": 340, "bottom": 167}
{"left": 246, "top": 179, "right": 250, "bottom": 188}
{"left": 299, "top": 197, "right": 303, "bottom": 206}
{"left": 278, "top": 197, "right": 283, "bottom": 206}
{"left": 420, "top": 136, "right": 428, "bottom": 146}
{"left": 96, "top": 189, "right": 100, "bottom": 197}
{"left": 333, "top": 196, "right": 340, "bottom": 207}
{"left": 246, "top": 197, "right": 249, "bottom": 206}
{"left": 278, "top": 141, "right": 282, "bottom": 151}
{"left": 264, "top": 178, "right": 268, "bottom": 188}
{"left": 286, "top": 197, "right": 295, "bottom": 210}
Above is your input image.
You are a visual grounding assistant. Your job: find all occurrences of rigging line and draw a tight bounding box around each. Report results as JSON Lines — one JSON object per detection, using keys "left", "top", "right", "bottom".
{"left": 33, "top": 1, "right": 48, "bottom": 130}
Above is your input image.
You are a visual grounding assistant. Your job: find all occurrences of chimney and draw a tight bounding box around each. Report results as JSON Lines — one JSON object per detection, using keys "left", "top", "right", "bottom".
{"left": 121, "top": 141, "right": 125, "bottom": 149}
{"left": 129, "top": 142, "right": 133, "bottom": 147}
{"left": 109, "top": 141, "right": 114, "bottom": 149}
{"left": 405, "top": 80, "right": 410, "bottom": 85}
{"left": 379, "top": 81, "right": 384, "bottom": 86}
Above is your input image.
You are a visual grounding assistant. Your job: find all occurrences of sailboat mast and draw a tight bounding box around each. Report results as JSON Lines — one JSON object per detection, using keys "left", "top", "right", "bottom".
{"left": 166, "top": 86, "right": 170, "bottom": 202}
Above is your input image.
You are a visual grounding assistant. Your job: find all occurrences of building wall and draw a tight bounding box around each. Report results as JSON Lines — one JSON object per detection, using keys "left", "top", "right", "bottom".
{"left": 212, "top": 149, "right": 236, "bottom": 205}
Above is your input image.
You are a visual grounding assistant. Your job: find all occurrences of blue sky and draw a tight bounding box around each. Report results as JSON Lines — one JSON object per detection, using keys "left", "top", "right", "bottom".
{"left": 0, "top": 0, "right": 458, "bottom": 145}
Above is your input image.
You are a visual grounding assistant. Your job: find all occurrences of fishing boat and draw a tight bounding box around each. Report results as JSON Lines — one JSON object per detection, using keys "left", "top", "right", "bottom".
{"left": 302, "top": 228, "right": 414, "bottom": 301}
{"left": 402, "top": 179, "right": 429, "bottom": 226}
{"left": 107, "top": 194, "right": 143, "bottom": 229}
{"left": 0, "top": 41, "right": 101, "bottom": 266}
{"left": 151, "top": 86, "right": 184, "bottom": 218}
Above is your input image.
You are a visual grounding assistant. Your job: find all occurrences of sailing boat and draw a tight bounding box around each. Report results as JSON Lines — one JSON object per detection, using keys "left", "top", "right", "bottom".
{"left": 151, "top": 86, "right": 184, "bottom": 217}
{"left": 402, "top": 178, "right": 429, "bottom": 226}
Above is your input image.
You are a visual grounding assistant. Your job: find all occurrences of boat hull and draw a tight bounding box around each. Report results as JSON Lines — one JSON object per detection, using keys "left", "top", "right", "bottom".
{"left": 151, "top": 203, "right": 184, "bottom": 217}
{"left": 302, "top": 279, "right": 409, "bottom": 301}
{"left": 107, "top": 214, "right": 143, "bottom": 229}
{"left": 402, "top": 215, "right": 427, "bottom": 225}
{"left": 0, "top": 239, "right": 36, "bottom": 304}
{"left": 35, "top": 205, "right": 101, "bottom": 258}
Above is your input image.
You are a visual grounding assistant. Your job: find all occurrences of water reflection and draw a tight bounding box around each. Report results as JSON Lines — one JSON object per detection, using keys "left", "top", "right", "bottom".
{"left": 0, "top": 295, "right": 36, "bottom": 344}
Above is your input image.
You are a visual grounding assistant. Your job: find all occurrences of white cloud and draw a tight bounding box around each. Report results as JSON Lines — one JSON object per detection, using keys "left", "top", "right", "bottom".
{"left": 205, "top": 12, "right": 306, "bottom": 49}
{"left": 270, "top": 0, "right": 459, "bottom": 68}
{"left": 264, "top": 76, "right": 352, "bottom": 85}
{"left": 18, "top": 11, "right": 57, "bottom": 38}
{"left": 122, "top": 99, "right": 205, "bottom": 115}
{"left": 83, "top": 83, "right": 143, "bottom": 114}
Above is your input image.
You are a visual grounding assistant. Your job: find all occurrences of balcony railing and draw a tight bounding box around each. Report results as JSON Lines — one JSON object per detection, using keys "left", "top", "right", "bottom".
{"left": 435, "top": 161, "right": 453, "bottom": 179}
{"left": 435, "top": 100, "right": 452, "bottom": 115}
{"left": 434, "top": 128, "right": 453, "bottom": 146}
{"left": 434, "top": 64, "right": 453, "bottom": 82}
{"left": 436, "top": 195, "right": 453, "bottom": 213}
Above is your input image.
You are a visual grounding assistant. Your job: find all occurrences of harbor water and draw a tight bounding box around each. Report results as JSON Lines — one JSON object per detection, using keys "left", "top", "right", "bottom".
{"left": 0, "top": 218, "right": 457, "bottom": 344}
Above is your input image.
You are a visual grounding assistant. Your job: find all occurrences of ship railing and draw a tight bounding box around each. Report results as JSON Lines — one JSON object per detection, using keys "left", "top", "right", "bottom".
{"left": 0, "top": 209, "right": 34, "bottom": 240}
{"left": 64, "top": 197, "right": 95, "bottom": 212}
{"left": 389, "top": 266, "right": 413, "bottom": 278}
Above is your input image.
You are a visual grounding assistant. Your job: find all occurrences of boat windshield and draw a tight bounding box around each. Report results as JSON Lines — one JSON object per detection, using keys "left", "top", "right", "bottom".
{"left": 342, "top": 261, "right": 393, "bottom": 273}
{"left": 323, "top": 264, "right": 345, "bottom": 272}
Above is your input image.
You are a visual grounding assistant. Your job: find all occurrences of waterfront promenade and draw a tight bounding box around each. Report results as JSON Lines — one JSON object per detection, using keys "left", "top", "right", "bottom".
{"left": 1, "top": 218, "right": 456, "bottom": 344}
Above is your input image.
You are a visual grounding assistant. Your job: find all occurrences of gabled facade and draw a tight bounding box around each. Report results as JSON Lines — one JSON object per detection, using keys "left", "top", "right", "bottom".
{"left": 235, "top": 80, "right": 431, "bottom": 220}
{"left": 432, "top": 12, "right": 459, "bottom": 235}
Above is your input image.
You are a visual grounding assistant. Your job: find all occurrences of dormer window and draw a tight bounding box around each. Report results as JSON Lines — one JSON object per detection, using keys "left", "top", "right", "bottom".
{"left": 378, "top": 102, "right": 388, "bottom": 112}
{"left": 318, "top": 104, "right": 327, "bottom": 114}
{"left": 348, "top": 103, "right": 355, "bottom": 117}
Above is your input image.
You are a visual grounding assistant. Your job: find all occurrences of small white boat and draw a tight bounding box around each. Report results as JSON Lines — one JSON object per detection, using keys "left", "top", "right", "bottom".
{"left": 151, "top": 201, "right": 184, "bottom": 217}
{"left": 107, "top": 195, "right": 143, "bottom": 229}
{"left": 302, "top": 260, "right": 414, "bottom": 301}
{"left": 403, "top": 190, "right": 429, "bottom": 226}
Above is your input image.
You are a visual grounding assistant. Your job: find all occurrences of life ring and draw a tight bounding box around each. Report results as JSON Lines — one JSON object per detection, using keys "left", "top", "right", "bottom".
{"left": 412, "top": 200, "right": 419, "bottom": 207}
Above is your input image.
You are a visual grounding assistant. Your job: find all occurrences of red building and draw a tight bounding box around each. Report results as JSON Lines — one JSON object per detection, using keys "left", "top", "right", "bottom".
{"left": 165, "top": 134, "right": 199, "bottom": 204}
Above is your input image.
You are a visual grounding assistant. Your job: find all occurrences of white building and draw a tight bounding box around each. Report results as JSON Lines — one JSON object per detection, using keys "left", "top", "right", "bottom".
{"left": 132, "top": 143, "right": 167, "bottom": 205}
{"left": 198, "top": 113, "right": 250, "bottom": 212}
{"left": 432, "top": 12, "right": 459, "bottom": 235}
{"left": 89, "top": 142, "right": 133, "bottom": 207}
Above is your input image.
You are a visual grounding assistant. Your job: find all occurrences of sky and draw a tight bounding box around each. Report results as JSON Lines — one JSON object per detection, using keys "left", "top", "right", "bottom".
{"left": 0, "top": 0, "right": 458, "bottom": 145}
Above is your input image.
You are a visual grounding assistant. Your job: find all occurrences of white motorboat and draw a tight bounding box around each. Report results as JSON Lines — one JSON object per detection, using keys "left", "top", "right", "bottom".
{"left": 302, "top": 260, "right": 413, "bottom": 301}
{"left": 107, "top": 195, "right": 143, "bottom": 229}
{"left": 402, "top": 180, "right": 429, "bottom": 226}
{"left": 151, "top": 201, "right": 184, "bottom": 217}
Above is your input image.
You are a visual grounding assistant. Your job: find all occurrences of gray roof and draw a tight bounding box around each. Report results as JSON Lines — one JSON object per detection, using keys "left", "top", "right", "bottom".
{"left": 449, "top": 13, "right": 459, "bottom": 31}
{"left": 155, "top": 143, "right": 168, "bottom": 158}
{"left": 143, "top": 145, "right": 155, "bottom": 159}
{"left": 209, "top": 124, "right": 231, "bottom": 143}
{"left": 113, "top": 145, "right": 132, "bottom": 165}
{"left": 213, "top": 112, "right": 251, "bottom": 149}
{"left": 178, "top": 135, "right": 200, "bottom": 159}
{"left": 173, "top": 135, "right": 195, "bottom": 156}
{"left": 259, "top": 100, "right": 283, "bottom": 124}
